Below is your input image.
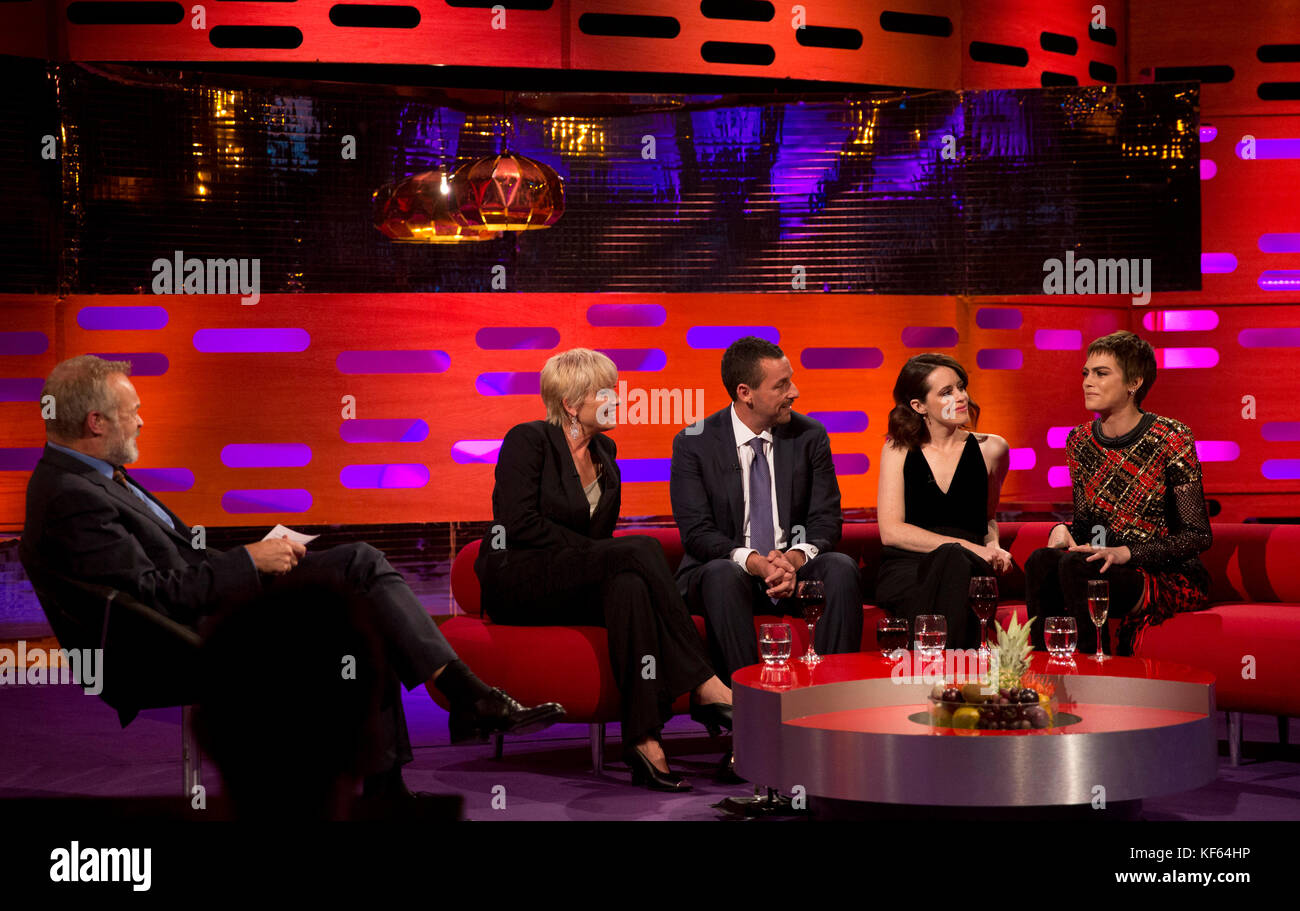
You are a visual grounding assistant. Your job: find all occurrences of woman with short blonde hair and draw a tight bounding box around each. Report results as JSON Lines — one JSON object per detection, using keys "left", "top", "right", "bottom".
{"left": 539, "top": 348, "right": 617, "bottom": 430}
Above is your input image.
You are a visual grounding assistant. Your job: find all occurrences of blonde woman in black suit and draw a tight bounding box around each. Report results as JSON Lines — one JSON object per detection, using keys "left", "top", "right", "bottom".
{"left": 475, "top": 348, "right": 732, "bottom": 791}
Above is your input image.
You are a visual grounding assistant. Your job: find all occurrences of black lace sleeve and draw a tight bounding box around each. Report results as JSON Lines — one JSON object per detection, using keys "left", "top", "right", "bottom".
{"left": 1125, "top": 433, "right": 1213, "bottom": 566}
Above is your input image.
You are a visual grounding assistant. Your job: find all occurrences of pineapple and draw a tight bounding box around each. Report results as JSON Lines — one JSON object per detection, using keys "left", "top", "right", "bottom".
{"left": 993, "top": 614, "right": 1035, "bottom": 691}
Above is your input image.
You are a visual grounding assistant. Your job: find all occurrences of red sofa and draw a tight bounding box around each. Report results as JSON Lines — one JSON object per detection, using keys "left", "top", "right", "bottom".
{"left": 438, "top": 521, "right": 1299, "bottom": 768}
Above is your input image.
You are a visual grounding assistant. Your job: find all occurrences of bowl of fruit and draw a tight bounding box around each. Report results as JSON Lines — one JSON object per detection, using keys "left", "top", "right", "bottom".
{"left": 927, "top": 682, "right": 1055, "bottom": 733}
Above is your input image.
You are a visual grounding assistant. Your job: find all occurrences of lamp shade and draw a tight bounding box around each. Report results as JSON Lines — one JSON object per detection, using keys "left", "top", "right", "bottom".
{"left": 450, "top": 151, "right": 564, "bottom": 231}
{"left": 372, "top": 169, "right": 501, "bottom": 243}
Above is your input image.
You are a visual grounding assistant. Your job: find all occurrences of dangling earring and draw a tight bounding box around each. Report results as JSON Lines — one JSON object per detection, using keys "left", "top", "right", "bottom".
{"left": 569, "top": 415, "right": 580, "bottom": 440}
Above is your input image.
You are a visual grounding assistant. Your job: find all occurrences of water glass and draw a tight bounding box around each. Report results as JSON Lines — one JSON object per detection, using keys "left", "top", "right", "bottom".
{"left": 876, "top": 617, "right": 908, "bottom": 658}
{"left": 915, "top": 614, "right": 947, "bottom": 661}
{"left": 1044, "top": 616, "right": 1078, "bottom": 659}
{"left": 759, "top": 622, "right": 793, "bottom": 665}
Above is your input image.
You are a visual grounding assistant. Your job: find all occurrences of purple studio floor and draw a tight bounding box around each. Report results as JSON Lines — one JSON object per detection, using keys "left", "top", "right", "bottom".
{"left": 2, "top": 679, "right": 1297, "bottom": 821}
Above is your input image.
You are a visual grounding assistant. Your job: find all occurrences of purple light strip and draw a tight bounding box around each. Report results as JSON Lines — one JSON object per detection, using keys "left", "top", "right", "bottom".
{"left": 1259, "top": 233, "right": 1300, "bottom": 253}
{"left": 1200, "top": 253, "right": 1237, "bottom": 273}
{"left": 77, "top": 306, "right": 169, "bottom": 331}
{"left": 1236, "top": 138, "right": 1300, "bottom": 159}
{"left": 618, "top": 458, "right": 672, "bottom": 483}
{"left": 475, "top": 372, "right": 541, "bottom": 396}
{"left": 686, "top": 326, "right": 779, "bottom": 349}
{"left": 193, "top": 329, "right": 310, "bottom": 353}
{"left": 90, "top": 353, "right": 169, "bottom": 376}
{"left": 1008, "top": 448, "right": 1036, "bottom": 470}
{"left": 1262, "top": 422, "right": 1300, "bottom": 441}
{"left": 1195, "top": 441, "right": 1239, "bottom": 462}
{"left": 1258, "top": 270, "right": 1300, "bottom": 291}
{"left": 807, "top": 411, "right": 869, "bottom": 433}
{"left": 831, "top": 454, "right": 870, "bottom": 475}
{"left": 1155, "top": 347, "right": 1219, "bottom": 368}
{"left": 1142, "top": 310, "right": 1219, "bottom": 331}
{"left": 336, "top": 350, "right": 450, "bottom": 374}
{"left": 1199, "top": 125, "right": 1217, "bottom": 142}
{"left": 129, "top": 468, "right": 195, "bottom": 492}
{"left": 1034, "top": 329, "right": 1082, "bottom": 351}
{"left": 587, "top": 304, "right": 667, "bottom": 327}
{"left": 1239, "top": 328, "right": 1300, "bottom": 347}
{"left": 340, "top": 419, "right": 430, "bottom": 443}
{"left": 0, "top": 332, "right": 49, "bottom": 356}
{"left": 596, "top": 348, "right": 667, "bottom": 371}
{"left": 1262, "top": 460, "right": 1300, "bottom": 480}
{"left": 1047, "top": 466, "right": 1071, "bottom": 488}
{"left": 1047, "top": 426, "right": 1074, "bottom": 448}
{"left": 450, "top": 440, "right": 503, "bottom": 464}
{"left": 475, "top": 327, "right": 561, "bottom": 350}
{"left": 340, "top": 464, "right": 430, "bottom": 489}
{"left": 0, "top": 448, "right": 43, "bottom": 471}
{"left": 0, "top": 378, "right": 43, "bottom": 402}
{"left": 975, "top": 308, "right": 1022, "bottom": 330}
{"left": 221, "top": 489, "right": 312, "bottom": 513}
{"left": 221, "top": 444, "right": 312, "bottom": 468}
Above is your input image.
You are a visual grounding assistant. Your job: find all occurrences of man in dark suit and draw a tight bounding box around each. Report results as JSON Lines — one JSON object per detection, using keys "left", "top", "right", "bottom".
{"left": 670, "top": 337, "right": 863, "bottom": 682}
{"left": 19, "top": 355, "right": 564, "bottom": 800}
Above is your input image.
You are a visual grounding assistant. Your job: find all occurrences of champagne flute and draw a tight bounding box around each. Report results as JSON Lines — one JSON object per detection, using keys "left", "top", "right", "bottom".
{"left": 797, "top": 580, "right": 825, "bottom": 665}
{"left": 1088, "top": 579, "right": 1110, "bottom": 662}
{"left": 969, "top": 576, "right": 998, "bottom": 658}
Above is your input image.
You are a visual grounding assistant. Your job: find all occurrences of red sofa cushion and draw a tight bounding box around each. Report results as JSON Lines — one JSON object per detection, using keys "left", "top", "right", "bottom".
{"left": 1134, "top": 603, "right": 1300, "bottom": 716}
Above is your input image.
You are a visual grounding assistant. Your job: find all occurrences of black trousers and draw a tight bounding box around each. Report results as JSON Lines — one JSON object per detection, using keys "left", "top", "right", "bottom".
{"left": 681, "top": 552, "right": 863, "bottom": 684}
{"left": 482, "top": 535, "right": 715, "bottom": 744}
{"left": 1024, "top": 547, "right": 1146, "bottom": 655}
{"left": 264, "top": 542, "right": 458, "bottom": 775}
{"left": 875, "top": 543, "right": 994, "bottom": 651}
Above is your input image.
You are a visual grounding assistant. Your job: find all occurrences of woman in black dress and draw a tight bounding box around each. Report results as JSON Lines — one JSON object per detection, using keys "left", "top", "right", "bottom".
{"left": 475, "top": 348, "right": 732, "bottom": 791}
{"left": 875, "top": 354, "right": 1013, "bottom": 650}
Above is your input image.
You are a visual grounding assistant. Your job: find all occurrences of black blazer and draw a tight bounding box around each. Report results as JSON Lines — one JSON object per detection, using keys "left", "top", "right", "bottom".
{"left": 669, "top": 406, "right": 843, "bottom": 584}
{"left": 474, "top": 421, "right": 621, "bottom": 601}
{"left": 19, "top": 444, "right": 262, "bottom": 628}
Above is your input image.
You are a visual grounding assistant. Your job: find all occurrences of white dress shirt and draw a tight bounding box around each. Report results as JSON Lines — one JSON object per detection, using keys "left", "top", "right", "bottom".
{"left": 728, "top": 405, "right": 820, "bottom": 570}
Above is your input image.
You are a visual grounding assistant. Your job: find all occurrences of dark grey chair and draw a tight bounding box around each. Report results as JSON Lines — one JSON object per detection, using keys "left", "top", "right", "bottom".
{"left": 20, "top": 566, "right": 204, "bottom": 798}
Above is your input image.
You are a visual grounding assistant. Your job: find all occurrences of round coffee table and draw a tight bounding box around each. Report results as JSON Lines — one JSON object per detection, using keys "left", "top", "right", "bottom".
{"left": 732, "top": 652, "right": 1217, "bottom": 806}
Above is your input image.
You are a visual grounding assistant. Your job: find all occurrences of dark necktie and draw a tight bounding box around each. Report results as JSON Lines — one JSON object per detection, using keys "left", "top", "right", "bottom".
{"left": 747, "top": 437, "right": 776, "bottom": 555}
{"left": 112, "top": 467, "right": 130, "bottom": 490}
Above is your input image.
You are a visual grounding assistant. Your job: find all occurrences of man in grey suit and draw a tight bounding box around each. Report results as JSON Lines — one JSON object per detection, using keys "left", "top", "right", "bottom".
{"left": 20, "top": 355, "right": 563, "bottom": 800}
{"left": 670, "top": 337, "right": 863, "bottom": 682}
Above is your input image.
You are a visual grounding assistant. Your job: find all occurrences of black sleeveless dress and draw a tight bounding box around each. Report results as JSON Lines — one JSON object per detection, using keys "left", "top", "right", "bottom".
{"left": 874, "top": 432, "right": 992, "bottom": 649}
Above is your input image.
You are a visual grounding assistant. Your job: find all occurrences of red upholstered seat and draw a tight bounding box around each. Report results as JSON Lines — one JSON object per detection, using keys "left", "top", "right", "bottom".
{"left": 440, "top": 521, "right": 1300, "bottom": 734}
{"left": 1136, "top": 603, "right": 1300, "bottom": 716}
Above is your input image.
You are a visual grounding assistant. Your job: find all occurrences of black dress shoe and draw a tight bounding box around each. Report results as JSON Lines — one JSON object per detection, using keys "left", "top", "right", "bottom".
{"left": 623, "top": 746, "right": 692, "bottom": 792}
{"left": 689, "top": 701, "right": 734, "bottom": 737}
{"left": 448, "top": 688, "right": 566, "bottom": 743}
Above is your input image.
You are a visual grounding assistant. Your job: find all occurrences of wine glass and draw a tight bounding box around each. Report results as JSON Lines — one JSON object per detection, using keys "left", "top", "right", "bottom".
{"left": 796, "top": 580, "right": 825, "bottom": 665}
{"left": 969, "top": 576, "right": 998, "bottom": 658}
{"left": 1088, "top": 580, "right": 1110, "bottom": 662}
{"left": 915, "top": 614, "right": 947, "bottom": 664}
{"left": 1044, "top": 616, "right": 1078, "bottom": 659}
{"left": 759, "top": 622, "right": 792, "bottom": 665}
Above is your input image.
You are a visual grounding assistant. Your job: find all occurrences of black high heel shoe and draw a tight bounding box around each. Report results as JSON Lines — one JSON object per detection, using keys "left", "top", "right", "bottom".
{"left": 689, "top": 701, "right": 734, "bottom": 738}
{"left": 623, "top": 745, "right": 692, "bottom": 792}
